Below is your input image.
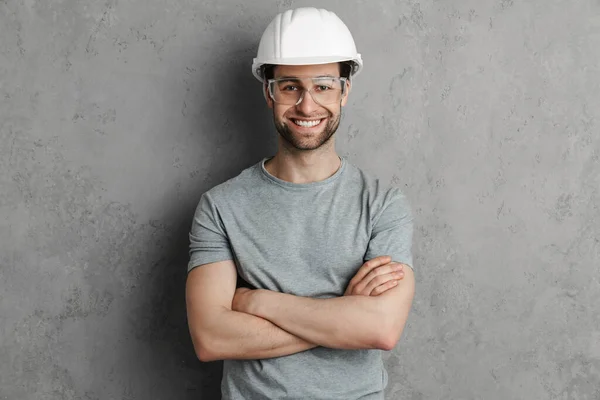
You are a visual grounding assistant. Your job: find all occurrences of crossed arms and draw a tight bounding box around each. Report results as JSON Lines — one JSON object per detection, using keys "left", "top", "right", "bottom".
{"left": 186, "top": 256, "right": 415, "bottom": 362}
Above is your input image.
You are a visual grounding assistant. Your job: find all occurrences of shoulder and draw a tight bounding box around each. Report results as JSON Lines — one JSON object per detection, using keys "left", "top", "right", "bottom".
{"left": 343, "top": 160, "right": 411, "bottom": 212}
{"left": 201, "top": 160, "right": 263, "bottom": 204}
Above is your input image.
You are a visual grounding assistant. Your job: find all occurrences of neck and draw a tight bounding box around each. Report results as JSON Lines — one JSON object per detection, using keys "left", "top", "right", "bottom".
{"left": 264, "top": 149, "right": 342, "bottom": 184}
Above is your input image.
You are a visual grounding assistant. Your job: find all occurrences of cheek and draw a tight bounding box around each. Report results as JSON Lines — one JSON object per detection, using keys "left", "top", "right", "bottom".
{"left": 325, "top": 106, "right": 340, "bottom": 118}
{"left": 276, "top": 106, "right": 294, "bottom": 120}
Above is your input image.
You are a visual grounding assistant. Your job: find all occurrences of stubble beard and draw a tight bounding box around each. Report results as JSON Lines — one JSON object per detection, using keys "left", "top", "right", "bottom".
{"left": 273, "top": 109, "right": 342, "bottom": 151}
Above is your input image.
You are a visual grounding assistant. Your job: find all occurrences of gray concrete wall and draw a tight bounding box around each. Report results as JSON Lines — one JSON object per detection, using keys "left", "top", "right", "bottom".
{"left": 1, "top": 0, "right": 598, "bottom": 399}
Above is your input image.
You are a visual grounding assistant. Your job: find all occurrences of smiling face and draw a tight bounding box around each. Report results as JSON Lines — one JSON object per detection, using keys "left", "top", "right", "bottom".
{"left": 265, "top": 63, "right": 350, "bottom": 151}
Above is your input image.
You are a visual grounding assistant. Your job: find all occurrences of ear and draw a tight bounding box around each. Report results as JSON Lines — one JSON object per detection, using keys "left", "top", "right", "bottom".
{"left": 264, "top": 83, "right": 274, "bottom": 109}
{"left": 341, "top": 78, "right": 352, "bottom": 107}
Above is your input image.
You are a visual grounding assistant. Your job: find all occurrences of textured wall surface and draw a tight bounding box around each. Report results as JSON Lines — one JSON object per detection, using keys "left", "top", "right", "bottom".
{"left": 1, "top": 0, "right": 599, "bottom": 399}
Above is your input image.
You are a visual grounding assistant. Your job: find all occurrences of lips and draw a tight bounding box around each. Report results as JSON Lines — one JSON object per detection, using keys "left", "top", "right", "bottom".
{"left": 293, "top": 119, "right": 321, "bottom": 127}
{"left": 290, "top": 118, "right": 327, "bottom": 129}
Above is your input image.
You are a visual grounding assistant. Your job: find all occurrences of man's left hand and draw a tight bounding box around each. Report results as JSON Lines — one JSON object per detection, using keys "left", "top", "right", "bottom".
{"left": 344, "top": 256, "right": 405, "bottom": 297}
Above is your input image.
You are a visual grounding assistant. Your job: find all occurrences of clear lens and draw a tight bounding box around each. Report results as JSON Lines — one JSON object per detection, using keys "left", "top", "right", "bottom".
{"left": 268, "top": 77, "right": 346, "bottom": 106}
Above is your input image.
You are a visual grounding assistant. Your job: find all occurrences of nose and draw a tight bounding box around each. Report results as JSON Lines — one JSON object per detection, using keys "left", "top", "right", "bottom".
{"left": 295, "top": 89, "right": 321, "bottom": 114}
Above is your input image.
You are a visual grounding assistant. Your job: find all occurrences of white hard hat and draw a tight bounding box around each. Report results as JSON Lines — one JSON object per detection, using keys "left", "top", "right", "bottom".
{"left": 252, "top": 7, "right": 363, "bottom": 82}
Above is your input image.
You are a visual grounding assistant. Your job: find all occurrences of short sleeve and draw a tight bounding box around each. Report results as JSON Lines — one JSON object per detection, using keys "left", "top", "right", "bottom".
{"left": 188, "top": 192, "right": 234, "bottom": 272}
{"left": 364, "top": 188, "right": 414, "bottom": 268}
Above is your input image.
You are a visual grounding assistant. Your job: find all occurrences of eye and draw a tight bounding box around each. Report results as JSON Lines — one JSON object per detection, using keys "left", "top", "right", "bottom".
{"left": 281, "top": 85, "right": 300, "bottom": 91}
{"left": 315, "top": 85, "right": 332, "bottom": 91}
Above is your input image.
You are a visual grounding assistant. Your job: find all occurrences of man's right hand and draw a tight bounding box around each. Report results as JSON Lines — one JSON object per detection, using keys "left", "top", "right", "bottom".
{"left": 344, "top": 255, "right": 405, "bottom": 297}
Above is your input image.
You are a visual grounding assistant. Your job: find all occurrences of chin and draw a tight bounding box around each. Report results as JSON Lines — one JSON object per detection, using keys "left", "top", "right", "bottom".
{"left": 287, "top": 131, "right": 334, "bottom": 151}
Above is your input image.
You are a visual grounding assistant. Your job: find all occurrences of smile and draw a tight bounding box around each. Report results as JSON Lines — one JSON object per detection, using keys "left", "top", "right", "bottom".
{"left": 292, "top": 119, "right": 324, "bottom": 128}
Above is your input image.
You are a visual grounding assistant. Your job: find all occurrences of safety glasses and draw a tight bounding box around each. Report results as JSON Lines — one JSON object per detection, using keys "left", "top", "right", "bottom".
{"left": 267, "top": 76, "right": 348, "bottom": 106}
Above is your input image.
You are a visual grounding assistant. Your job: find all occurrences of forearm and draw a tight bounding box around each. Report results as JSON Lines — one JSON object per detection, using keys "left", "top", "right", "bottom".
{"left": 192, "top": 307, "right": 317, "bottom": 361}
{"left": 248, "top": 292, "right": 388, "bottom": 350}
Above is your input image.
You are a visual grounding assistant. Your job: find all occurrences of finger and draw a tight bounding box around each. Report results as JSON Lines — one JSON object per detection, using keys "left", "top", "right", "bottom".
{"left": 349, "top": 256, "right": 392, "bottom": 286}
{"left": 353, "top": 262, "right": 402, "bottom": 294}
{"left": 352, "top": 267, "right": 403, "bottom": 296}
{"left": 364, "top": 263, "right": 403, "bottom": 283}
{"left": 371, "top": 279, "right": 399, "bottom": 296}
{"left": 362, "top": 270, "right": 404, "bottom": 295}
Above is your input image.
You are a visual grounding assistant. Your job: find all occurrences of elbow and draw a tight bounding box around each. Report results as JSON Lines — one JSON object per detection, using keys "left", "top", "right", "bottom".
{"left": 374, "top": 321, "right": 404, "bottom": 351}
{"left": 196, "top": 346, "right": 218, "bottom": 362}
{"left": 358, "top": 325, "right": 399, "bottom": 351}
{"left": 198, "top": 351, "right": 222, "bottom": 363}
{"left": 192, "top": 335, "right": 222, "bottom": 362}
{"left": 376, "top": 332, "right": 400, "bottom": 351}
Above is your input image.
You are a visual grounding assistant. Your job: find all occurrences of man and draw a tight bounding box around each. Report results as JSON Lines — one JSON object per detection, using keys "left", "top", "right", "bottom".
{"left": 186, "top": 7, "right": 415, "bottom": 400}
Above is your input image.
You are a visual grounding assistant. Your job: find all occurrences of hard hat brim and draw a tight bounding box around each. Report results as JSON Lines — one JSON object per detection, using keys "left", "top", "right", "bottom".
{"left": 252, "top": 55, "right": 363, "bottom": 82}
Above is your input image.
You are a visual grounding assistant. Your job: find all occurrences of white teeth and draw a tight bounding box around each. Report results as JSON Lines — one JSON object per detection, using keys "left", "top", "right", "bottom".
{"left": 294, "top": 119, "right": 321, "bottom": 127}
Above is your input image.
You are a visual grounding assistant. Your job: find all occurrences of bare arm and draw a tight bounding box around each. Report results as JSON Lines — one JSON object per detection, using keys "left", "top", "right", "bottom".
{"left": 239, "top": 262, "right": 415, "bottom": 351}
{"left": 185, "top": 260, "right": 316, "bottom": 362}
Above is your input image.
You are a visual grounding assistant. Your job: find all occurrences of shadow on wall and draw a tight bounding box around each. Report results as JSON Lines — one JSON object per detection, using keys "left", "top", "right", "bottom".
{"left": 132, "top": 38, "right": 275, "bottom": 398}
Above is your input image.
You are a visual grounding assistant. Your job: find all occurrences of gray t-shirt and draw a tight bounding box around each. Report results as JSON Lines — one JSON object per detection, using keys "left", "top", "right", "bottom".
{"left": 188, "top": 156, "right": 413, "bottom": 400}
